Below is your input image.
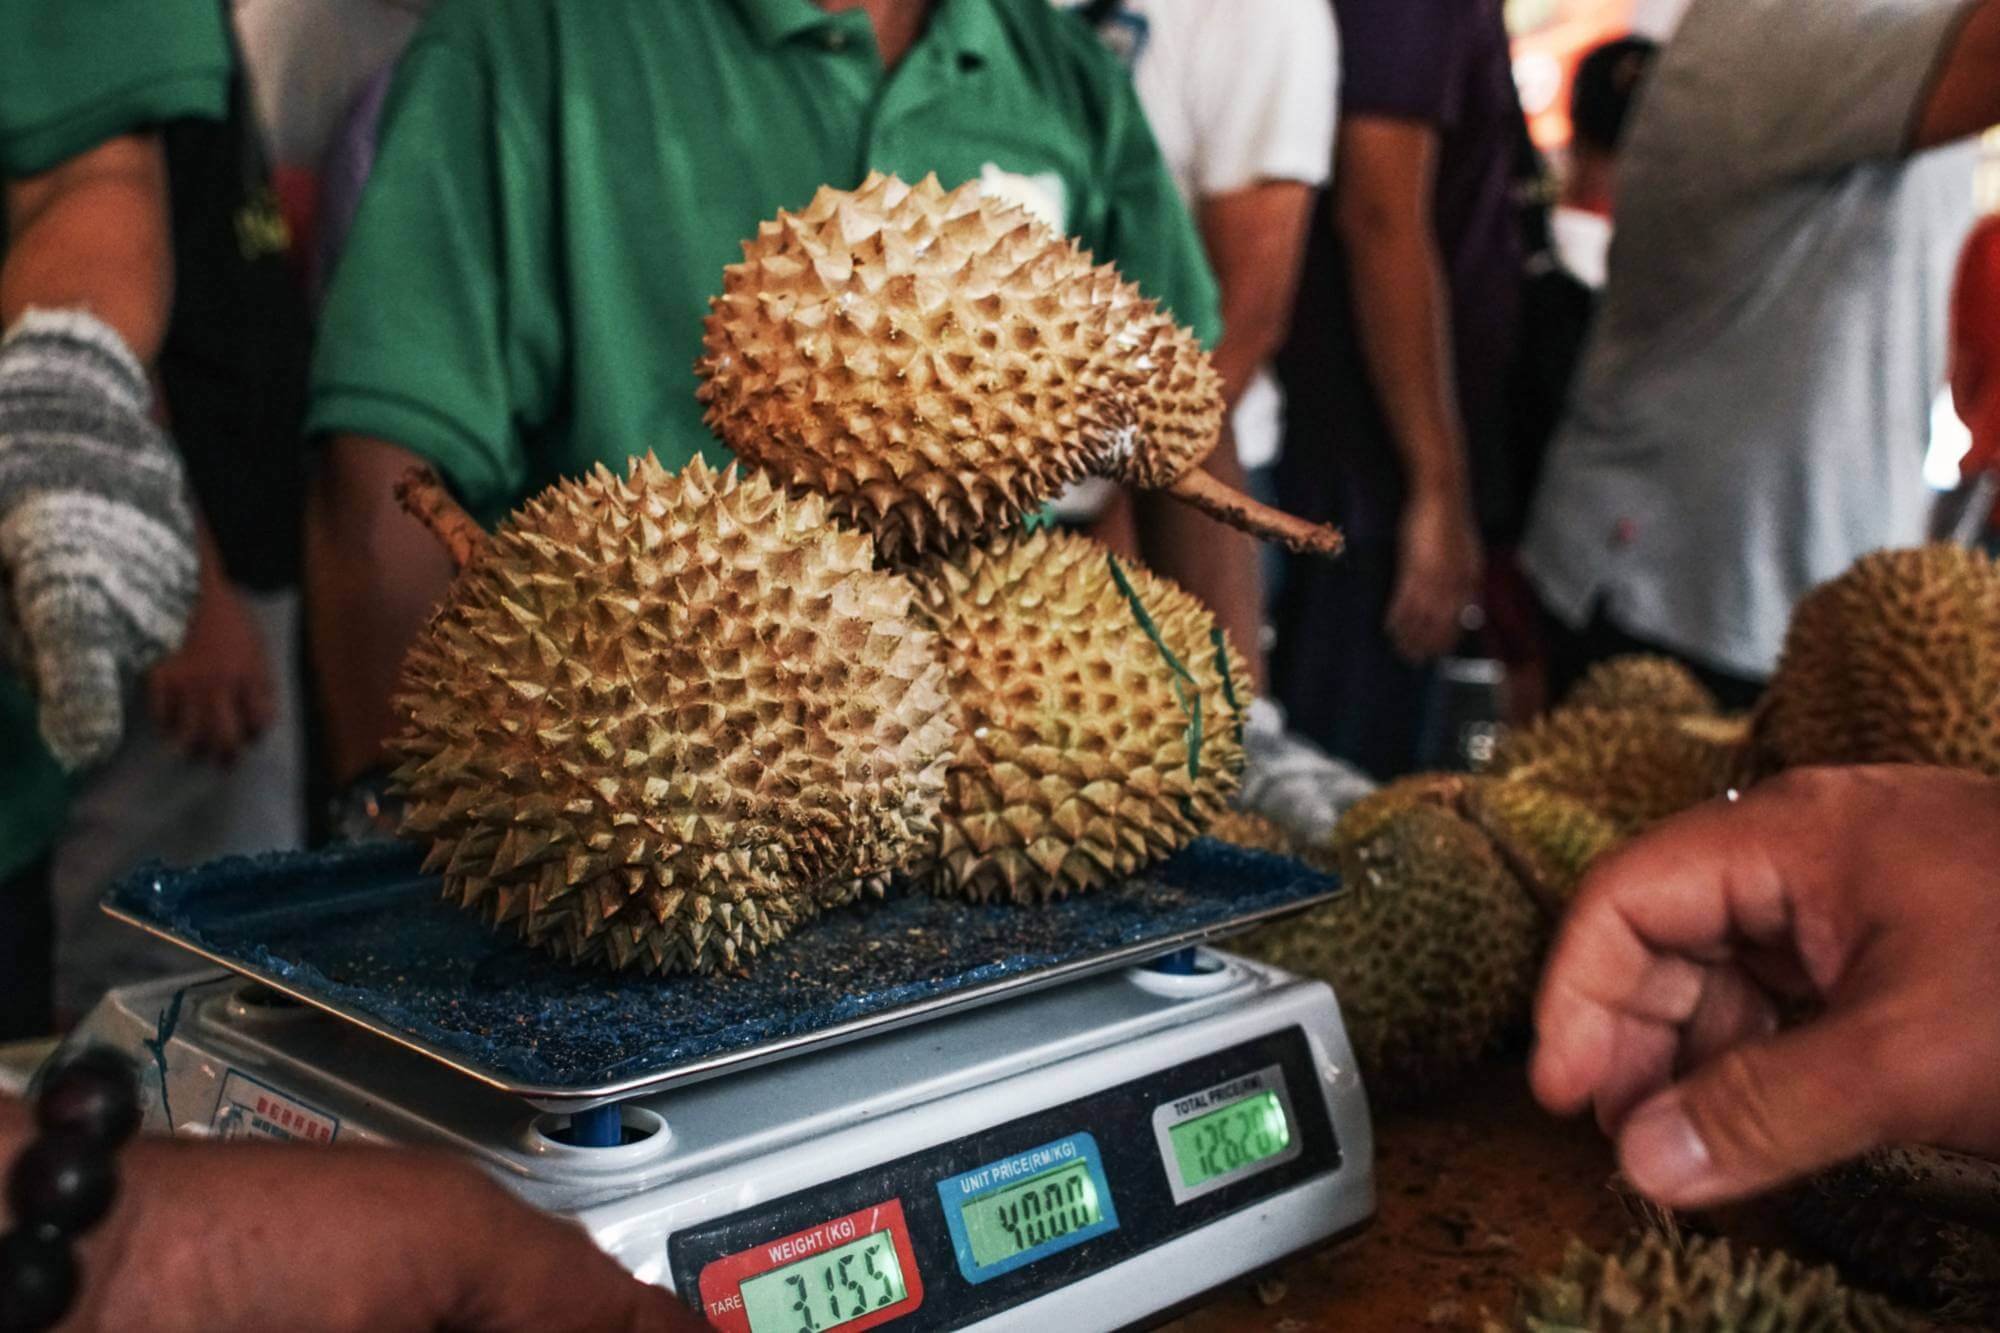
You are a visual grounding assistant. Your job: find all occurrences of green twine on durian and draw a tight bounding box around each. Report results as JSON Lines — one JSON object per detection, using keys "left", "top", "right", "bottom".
{"left": 1210, "top": 627, "right": 1242, "bottom": 742}
{"left": 1106, "top": 555, "right": 1204, "bottom": 802}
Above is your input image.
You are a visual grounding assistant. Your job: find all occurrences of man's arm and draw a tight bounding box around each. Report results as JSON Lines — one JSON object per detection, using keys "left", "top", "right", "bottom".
{"left": 305, "top": 434, "right": 457, "bottom": 785}
{"left": 1332, "top": 116, "right": 1481, "bottom": 663}
{"left": 1914, "top": 0, "right": 2000, "bottom": 150}
{"left": 2, "top": 134, "right": 172, "bottom": 360}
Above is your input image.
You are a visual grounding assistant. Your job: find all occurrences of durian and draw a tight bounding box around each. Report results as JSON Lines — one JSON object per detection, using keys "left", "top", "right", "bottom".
{"left": 907, "top": 528, "right": 1247, "bottom": 902}
{"left": 697, "top": 173, "right": 1341, "bottom": 562}
{"left": 1786, "top": 1145, "right": 2000, "bottom": 1326}
{"left": 1461, "top": 779, "right": 1623, "bottom": 910}
{"left": 1202, "top": 809, "right": 1320, "bottom": 862}
{"left": 1563, "top": 655, "right": 1719, "bottom": 718}
{"left": 389, "top": 457, "right": 957, "bottom": 973}
{"left": 1490, "top": 709, "right": 1747, "bottom": 835}
{"left": 1492, "top": 1233, "right": 1915, "bottom": 1331}
{"left": 1233, "top": 803, "right": 1544, "bottom": 1102}
{"left": 1755, "top": 545, "right": 2000, "bottom": 777}
{"left": 1331, "top": 773, "right": 1619, "bottom": 912}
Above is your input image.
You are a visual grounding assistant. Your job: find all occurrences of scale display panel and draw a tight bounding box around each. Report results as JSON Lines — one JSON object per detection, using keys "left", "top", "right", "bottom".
{"left": 1150, "top": 1064, "right": 1303, "bottom": 1203}
{"left": 698, "top": 1199, "right": 924, "bottom": 1333}
{"left": 669, "top": 1026, "right": 1341, "bottom": 1331}
{"left": 937, "top": 1133, "right": 1120, "bottom": 1282}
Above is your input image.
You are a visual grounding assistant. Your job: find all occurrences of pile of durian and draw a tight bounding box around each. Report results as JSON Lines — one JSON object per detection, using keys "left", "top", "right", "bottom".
{"left": 1225, "top": 544, "right": 2000, "bottom": 1326}
{"left": 1229, "top": 544, "right": 2000, "bottom": 1103}
{"left": 1227, "top": 650, "right": 1745, "bottom": 1104}
{"left": 387, "top": 173, "right": 1329, "bottom": 976}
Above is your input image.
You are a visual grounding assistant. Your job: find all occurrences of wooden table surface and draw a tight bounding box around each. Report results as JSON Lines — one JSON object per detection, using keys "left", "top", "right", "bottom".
{"left": 1166, "top": 1063, "right": 1631, "bottom": 1331}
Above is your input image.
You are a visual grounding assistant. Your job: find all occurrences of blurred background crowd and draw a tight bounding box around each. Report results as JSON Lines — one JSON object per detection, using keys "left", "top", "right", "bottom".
{"left": 5, "top": 0, "right": 2000, "bottom": 1042}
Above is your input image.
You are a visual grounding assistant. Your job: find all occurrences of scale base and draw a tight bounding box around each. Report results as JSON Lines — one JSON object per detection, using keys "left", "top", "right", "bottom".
{"left": 71, "top": 950, "right": 1374, "bottom": 1331}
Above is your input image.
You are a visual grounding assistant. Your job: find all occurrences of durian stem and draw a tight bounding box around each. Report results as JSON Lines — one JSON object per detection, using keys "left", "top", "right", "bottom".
{"left": 395, "top": 467, "right": 489, "bottom": 571}
{"left": 1165, "top": 467, "right": 1345, "bottom": 558}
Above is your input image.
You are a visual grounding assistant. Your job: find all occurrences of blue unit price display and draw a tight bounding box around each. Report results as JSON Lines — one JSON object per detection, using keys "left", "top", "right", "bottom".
{"left": 938, "top": 1133, "right": 1120, "bottom": 1283}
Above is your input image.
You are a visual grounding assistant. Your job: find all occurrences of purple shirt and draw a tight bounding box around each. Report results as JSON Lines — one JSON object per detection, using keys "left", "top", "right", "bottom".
{"left": 1276, "top": 0, "right": 1523, "bottom": 543}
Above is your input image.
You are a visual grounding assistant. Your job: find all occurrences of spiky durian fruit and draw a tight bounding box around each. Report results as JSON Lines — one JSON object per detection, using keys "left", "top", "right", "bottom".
{"left": 1490, "top": 709, "right": 1747, "bottom": 835}
{"left": 697, "top": 173, "right": 1340, "bottom": 562}
{"left": 1234, "top": 803, "right": 1544, "bottom": 1102}
{"left": 1202, "top": 809, "right": 1313, "bottom": 861}
{"left": 1786, "top": 1146, "right": 2000, "bottom": 1326}
{"left": 1462, "top": 779, "right": 1623, "bottom": 910}
{"left": 1492, "top": 1234, "right": 1915, "bottom": 1332}
{"left": 1330, "top": 773, "right": 1619, "bottom": 912}
{"left": 390, "top": 457, "right": 957, "bottom": 973}
{"left": 1563, "top": 656, "right": 1719, "bottom": 718}
{"left": 1755, "top": 545, "right": 2000, "bottom": 777}
{"left": 906, "top": 528, "right": 1247, "bottom": 902}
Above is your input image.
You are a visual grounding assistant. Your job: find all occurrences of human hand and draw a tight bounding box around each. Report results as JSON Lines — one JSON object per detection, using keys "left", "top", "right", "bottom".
{"left": 1529, "top": 766, "right": 2000, "bottom": 1210}
{"left": 64, "top": 1133, "right": 703, "bottom": 1333}
{"left": 146, "top": 573, "right": 275, "bottom": 766}
{"left": 1386, "top": 488, "right": 1481, "bottom": 663}
{"left": 0, "top": 309, "right": 197, "bottom": 769}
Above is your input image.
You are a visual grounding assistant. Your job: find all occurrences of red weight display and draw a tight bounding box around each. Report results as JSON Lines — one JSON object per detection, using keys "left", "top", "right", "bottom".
{"left": 698, "top": 1197, "right": 924, "bottom": 1333}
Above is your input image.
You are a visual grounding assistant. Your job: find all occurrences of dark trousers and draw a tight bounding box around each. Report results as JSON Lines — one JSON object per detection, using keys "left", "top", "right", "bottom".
{"left": 1541, "top": 603, "right": 1766, "bottom": 714}
{"left": 1271, "top": 541, "right": 1438, "bottom": 781}
{"left": 0, "top": 855, "right": 53, "bottom": 1040}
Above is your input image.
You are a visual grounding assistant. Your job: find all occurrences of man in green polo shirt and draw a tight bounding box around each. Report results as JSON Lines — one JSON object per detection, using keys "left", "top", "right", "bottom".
{"left": 0, "top": 0, "right": 231, "bottom": 1036}
{"left": 307, "top": 0, "right": 1248, "bottom": 789}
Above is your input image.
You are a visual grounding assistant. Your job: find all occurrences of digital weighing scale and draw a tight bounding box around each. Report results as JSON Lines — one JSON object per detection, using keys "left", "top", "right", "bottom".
{"left": 67, "top": 840, "right": 1376, "bottom": 1331}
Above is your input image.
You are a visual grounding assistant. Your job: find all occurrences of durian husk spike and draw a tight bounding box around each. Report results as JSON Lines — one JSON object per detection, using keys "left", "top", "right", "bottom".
{"left": 1165, "top": 465, "right": 1344, "bottom": 557}
{"left": 396, "top": 466, "right": 488, "bottom": 572}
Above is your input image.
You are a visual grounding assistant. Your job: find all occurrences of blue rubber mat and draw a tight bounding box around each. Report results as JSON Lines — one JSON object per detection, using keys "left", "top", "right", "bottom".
{"left": 105, "top": 839, "right": 1336, "bottom": 1098}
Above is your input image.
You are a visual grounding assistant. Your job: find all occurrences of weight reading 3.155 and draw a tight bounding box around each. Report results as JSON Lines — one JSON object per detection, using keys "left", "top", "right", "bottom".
{"left": 738, "top": 1230, "right": 906, "bottom": 1333}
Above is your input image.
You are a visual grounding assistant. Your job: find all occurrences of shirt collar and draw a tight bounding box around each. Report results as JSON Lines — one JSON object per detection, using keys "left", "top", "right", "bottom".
{"left": 733, "top": 0, "right": 842, "bottom": 48}
{"left": 732, "top": 0, "right": 998, "bottom": 68}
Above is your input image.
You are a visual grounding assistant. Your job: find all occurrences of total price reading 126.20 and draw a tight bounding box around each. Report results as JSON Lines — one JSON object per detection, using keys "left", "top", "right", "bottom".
{"left": 1170, "top": 1089, "right": 1291, "bottom": 1190}
{"left": 737, "top": 1230, "right": 907, "bottom": 1333}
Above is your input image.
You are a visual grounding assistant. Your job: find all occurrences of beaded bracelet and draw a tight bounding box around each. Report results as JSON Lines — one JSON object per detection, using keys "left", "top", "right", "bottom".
{"left": 0, "top": 1048, "right": 140, "bottom": 1333}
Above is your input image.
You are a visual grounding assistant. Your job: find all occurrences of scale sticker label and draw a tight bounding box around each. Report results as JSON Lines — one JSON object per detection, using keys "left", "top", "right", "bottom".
{"left": 697, "top": 1197, "right": 923, "bottom": 1333}
{"left": 1151, "top": 1063, "right": 1301, "bottom": 1204}
{"left": 209, "top": 1070, "right": 340, "bottom": 1145}
{"left": 936, "top": 1131, "right": 1120, "bottom": 1285}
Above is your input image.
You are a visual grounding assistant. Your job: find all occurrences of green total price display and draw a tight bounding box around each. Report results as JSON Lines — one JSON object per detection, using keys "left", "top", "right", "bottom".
{"left": 1153, "top": 1065, "right": 1302, "bottom": 1203}
{"left": 738, "top": 1230, "right": 906, "bottom": 1333}
{"left": 960, "top": 1159, "right": 1103, "bottom": 1268}
{"left": 1169, "top": 1089, "right": 1291, "bottom": 1189}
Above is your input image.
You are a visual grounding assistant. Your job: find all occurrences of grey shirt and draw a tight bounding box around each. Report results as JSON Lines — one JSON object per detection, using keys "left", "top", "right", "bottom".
{"left": 1522, "top": 0, "right": 1980, "bottom": 679}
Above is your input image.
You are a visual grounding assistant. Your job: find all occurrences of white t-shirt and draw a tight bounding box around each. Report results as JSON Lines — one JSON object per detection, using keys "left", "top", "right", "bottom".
{"left": 1070, "top": 0, "right": 1339, "bottom": 470}
{"left": 1523, "top": 0, "right": 1979, "bottom": 678}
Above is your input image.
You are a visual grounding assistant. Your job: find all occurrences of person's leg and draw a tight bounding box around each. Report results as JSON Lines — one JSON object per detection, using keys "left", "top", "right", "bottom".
{"left": 0, "top": 855, "right": 53, "bottom": 1039}
{"left": 1541, "top": 600, "right": 1764, "bottom": 713}
{"left": 1272, "top": 541, "right": 1436, "bottom": 781}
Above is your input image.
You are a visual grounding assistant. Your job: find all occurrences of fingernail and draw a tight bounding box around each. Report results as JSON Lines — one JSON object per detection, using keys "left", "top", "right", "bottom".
{"left": 1620, "top": 1097, "right": 1715, "bottom": 1202}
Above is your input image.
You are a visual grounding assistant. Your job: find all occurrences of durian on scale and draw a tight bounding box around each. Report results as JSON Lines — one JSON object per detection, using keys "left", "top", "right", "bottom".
{"left": 388, "top": 457, "right": 958, "bottom": 974}
{"left": 697, "top": 172, "right": 1343, "bottom": 563}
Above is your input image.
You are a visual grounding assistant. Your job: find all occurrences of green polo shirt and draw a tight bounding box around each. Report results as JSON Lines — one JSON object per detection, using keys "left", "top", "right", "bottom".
{"left": 0, "top": 0, "right": 231, "bottom": 882}
{"left": 309, "top": 0, "right": 1221, "bottom": 524}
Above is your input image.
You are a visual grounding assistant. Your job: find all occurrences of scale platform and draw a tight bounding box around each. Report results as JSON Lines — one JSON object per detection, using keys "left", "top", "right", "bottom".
{"left": 77, "top": 840, "right": 1375, "bottom": 1330}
